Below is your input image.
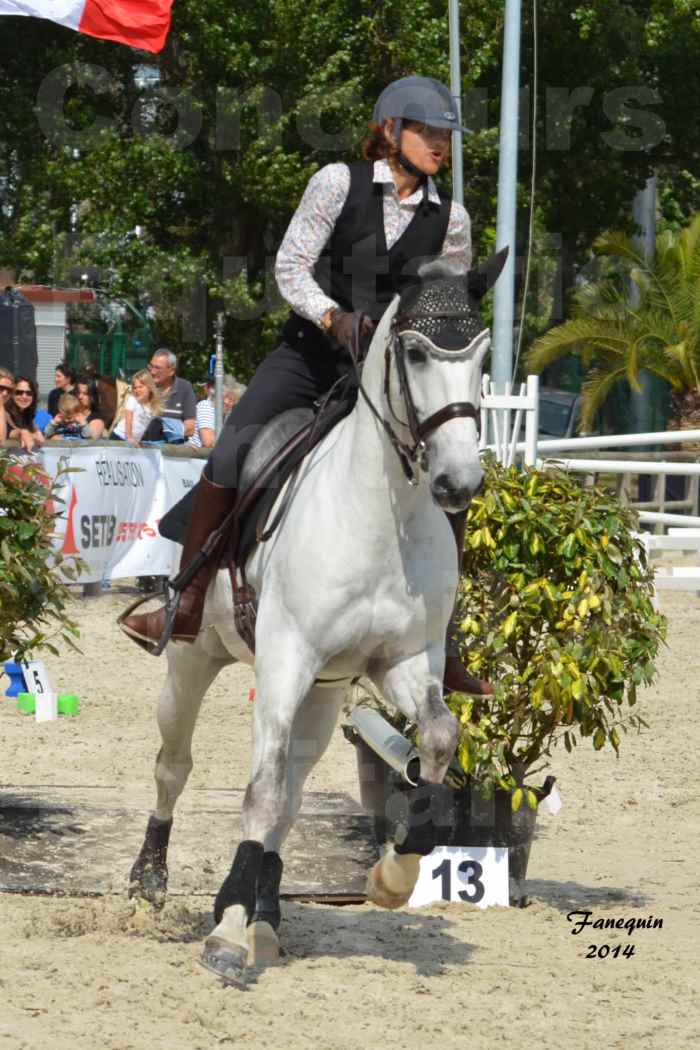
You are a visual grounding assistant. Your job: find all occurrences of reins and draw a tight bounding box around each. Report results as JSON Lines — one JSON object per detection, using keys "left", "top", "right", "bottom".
{"left": 350, "top": 311, "right": 481, "bottom": 486}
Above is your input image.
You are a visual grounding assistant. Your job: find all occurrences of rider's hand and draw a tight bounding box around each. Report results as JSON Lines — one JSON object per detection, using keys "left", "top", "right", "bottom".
{"left": 328, "top": 310, "right": 375, "bottom": 357}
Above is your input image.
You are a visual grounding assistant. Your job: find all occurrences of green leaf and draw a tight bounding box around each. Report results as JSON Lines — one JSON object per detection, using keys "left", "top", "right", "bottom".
{"left": 502, "top": 611, "right": 518, "bottom": 639}
{"left": 511, "top": 788, "right": 524, "bottom": 812}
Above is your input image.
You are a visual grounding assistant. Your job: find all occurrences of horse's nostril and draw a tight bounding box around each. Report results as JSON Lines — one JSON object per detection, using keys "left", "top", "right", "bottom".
{"left": 432, "top": 473, "right": 453, "bottom": 497}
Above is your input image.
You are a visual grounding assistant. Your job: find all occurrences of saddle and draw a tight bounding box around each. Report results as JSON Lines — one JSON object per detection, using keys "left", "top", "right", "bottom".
{"left": 158, "top": 392, "right": 356, "bottom": 649}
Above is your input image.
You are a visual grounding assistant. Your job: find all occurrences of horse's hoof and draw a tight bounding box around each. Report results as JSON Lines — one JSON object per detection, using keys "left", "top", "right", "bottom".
{"left": 128, "top": 862, "right": 168, "bottom": 910}
{"left": 365, "top": 868, "right": 410, "bottom": 910}
{"left": 247, "top": 920, "right": 280, "bottom": 967}
{"left": 200, "top": 937, "right": 248, "bottom": 987}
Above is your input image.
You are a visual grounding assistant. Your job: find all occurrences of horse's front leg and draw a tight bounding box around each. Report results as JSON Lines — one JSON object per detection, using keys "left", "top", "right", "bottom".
{"left": 200, "top": 631, "right": 320, "bottom": 986}
{"left": 364, "top": 648, "right": 458, "bottom": 910}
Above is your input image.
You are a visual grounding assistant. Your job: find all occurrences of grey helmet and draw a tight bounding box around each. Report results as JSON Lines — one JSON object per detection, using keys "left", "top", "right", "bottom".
{"left": 373, "top": 75, "right": 470, "bottom": 135}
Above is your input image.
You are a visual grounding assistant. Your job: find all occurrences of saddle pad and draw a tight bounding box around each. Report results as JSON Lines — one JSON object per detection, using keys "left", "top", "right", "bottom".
{"left": 158, "top": 394, "right": 356, "bottom": 569}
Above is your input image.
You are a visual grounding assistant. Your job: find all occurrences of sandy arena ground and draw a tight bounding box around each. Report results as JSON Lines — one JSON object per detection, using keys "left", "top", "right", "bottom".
{"left": 1, "top": 583, "right": 699, "bottom": 1050}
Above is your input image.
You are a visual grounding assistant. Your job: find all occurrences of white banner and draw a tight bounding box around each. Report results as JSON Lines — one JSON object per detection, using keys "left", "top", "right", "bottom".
{"left": 39, "top": 445, "right": 204, "bottom": 583}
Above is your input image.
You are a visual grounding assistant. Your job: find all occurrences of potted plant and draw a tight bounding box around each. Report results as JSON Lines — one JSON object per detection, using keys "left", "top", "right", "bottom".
{"left": 0, "top": 454, "right": 83, "bottom": 665}
{"left": 347, "top": 457, "right": 666, "bottom": 902}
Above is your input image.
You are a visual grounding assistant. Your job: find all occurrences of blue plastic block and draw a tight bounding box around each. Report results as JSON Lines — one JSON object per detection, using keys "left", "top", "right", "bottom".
{"left": 4, "top": 662, "right": 26, "bottom": 698}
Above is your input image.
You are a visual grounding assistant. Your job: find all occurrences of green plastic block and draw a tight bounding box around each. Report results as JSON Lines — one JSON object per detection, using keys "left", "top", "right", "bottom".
{"left": 17, "top": 692, "right": 36, "bottom": 715}
{"left": 58, "top": 694, "right": 80, "bottom": 716}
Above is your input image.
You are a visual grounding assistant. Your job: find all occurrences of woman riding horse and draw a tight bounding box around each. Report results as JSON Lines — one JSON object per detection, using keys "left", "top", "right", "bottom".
{"left": 120, "top": 74, "right": 490, "bottom": 697}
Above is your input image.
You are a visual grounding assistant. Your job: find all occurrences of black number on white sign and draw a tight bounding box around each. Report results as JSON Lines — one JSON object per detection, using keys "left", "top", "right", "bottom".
{"left": 457, "top": 860, "right": 485, "bottom": 903}
{"left": 432, "top": 858, "right": 451, "bottom": 900}
{"left": 431, "top": 857, "right": 486, "bottom": 903}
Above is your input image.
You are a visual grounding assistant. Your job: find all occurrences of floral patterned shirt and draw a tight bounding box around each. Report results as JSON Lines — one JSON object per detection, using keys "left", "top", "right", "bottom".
{"left": 275, "top": 159, "right": 472, "bottom": 329}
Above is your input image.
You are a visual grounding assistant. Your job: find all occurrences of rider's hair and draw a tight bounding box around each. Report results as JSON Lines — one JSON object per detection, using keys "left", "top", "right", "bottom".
{"left": 362, "top": 120, "right": 401, "bottom": 162}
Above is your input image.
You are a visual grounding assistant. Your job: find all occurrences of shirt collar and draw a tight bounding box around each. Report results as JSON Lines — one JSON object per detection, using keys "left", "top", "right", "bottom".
{"left": 373, "top": 159, "right": 441, "bottom": 206}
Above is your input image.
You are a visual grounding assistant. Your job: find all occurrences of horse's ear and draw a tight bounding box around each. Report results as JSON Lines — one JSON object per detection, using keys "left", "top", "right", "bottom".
{"left": 467, "top": 247, "right": 509, "bottom": 301}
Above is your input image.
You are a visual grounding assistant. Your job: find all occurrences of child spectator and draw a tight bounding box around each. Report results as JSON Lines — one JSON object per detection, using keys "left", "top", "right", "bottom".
{"left": 44, "top": 393, "right": 92, "bottom": 440}
{"left": 75, "top": 375, "right": 106, "bottom": 438}
{"left": 111, "top": 369, "right": 162, "bottom": 443}
{"left": 7, "top": 377, "right": 45, "bottom": 451}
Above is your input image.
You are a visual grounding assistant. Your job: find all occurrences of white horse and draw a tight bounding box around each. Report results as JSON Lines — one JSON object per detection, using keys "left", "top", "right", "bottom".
{"left": 128, "top": 252, "right": 506, "bottom": 985}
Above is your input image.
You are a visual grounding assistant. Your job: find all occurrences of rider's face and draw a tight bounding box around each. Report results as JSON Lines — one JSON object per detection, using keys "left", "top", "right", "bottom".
{"left": 393, "top": 119, "right": 451, "bottom": 175}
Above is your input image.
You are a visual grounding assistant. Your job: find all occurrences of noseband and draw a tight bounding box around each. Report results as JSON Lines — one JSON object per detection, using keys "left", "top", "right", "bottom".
{"left": 351, "top": 312, "right": 484, "bottom": 486}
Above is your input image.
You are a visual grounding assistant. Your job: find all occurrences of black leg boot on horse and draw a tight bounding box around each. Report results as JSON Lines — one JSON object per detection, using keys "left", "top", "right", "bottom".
{"left": 118, "top": 475, "right": 237, "bottom": 655}
{"left": 443, "top": 510, "right": 493, "bottom": 697}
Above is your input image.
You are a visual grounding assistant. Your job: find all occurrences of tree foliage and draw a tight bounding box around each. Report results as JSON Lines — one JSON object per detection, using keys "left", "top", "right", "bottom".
{"left": 0, "top": 0, "right": 699, "bottom": 378}
{"left": 524, "top": 213, "right": 700, "bottom": 429}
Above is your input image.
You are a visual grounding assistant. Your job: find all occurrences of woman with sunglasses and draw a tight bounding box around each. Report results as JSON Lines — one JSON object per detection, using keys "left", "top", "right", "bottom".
{"left": 7, "top": 377, "right": 45, "bottom": 452}
{"left": 0, "top": 368, "right": 13, "bottom": 442}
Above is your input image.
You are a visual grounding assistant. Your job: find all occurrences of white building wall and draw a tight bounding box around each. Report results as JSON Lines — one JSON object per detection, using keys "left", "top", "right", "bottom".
{"left": 34, "top": 302, "right": 67, "bottom": 401}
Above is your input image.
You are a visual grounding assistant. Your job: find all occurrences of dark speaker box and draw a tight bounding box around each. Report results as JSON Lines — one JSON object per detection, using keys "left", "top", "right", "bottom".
{"left": 0, "top": 289, "right": 38, "bottom": 381}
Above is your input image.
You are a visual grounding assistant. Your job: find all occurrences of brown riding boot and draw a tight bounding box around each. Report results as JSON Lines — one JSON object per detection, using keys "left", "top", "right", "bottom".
{"left": 443, "top": 510, "right": 494, "bottom": 697}
{"left": 119, "top": 476, "right": 237, "bottom": 653}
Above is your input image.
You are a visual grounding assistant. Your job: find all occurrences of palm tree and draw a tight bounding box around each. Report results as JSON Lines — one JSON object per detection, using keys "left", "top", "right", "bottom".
{"left": 525, "top": 214, "right": 700, "bottom": 433}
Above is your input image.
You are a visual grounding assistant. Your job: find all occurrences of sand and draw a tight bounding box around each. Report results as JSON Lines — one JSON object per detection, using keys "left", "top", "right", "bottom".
{"left": 1, "top": 584, "right": 699, "bottom": 1050}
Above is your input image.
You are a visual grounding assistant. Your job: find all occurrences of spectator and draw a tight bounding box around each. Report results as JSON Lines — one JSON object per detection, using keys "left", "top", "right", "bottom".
{"left": 147, "top": 349, "right": 196, "bottom": 443}
{"left": 47, "top": 362, "right": 76, "bottom": 416}
{"left": 189, "top": 374, "right": 242, "bottom": 449}
{"left": 44, "top": 393, "right": 93, "bottom": 440}
{"left": 7, "top": 377, "right": 45, "bottom": 451}
{"left": 75, "top": 376, "right": 106, "bottom": 438}
{"left": 111, "top": 370, "right": 162, "bottom": 443}
{"left": 0, "top": 367, "right": 14, "bottom": 442}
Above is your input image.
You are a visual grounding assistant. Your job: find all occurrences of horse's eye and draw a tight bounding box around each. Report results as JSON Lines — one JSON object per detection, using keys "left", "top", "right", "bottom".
{"left": 406, "top": 345, "right": 427, "bottom": 366}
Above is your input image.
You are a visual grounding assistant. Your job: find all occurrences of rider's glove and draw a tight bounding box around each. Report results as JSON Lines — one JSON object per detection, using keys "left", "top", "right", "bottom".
{"left": 327, "top": 310, "right": 375, "bottom": 358}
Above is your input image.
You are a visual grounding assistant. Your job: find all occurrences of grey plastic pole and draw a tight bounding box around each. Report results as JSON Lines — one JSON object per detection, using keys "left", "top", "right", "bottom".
{"left": 214, "top": 312, "right": 225, "bottom": 436}
{"left": 629, "top": 177, "right": 658, "bottom": 436}
{"left": 448, "top": 0, "right": 464, "bottom": 206}
{"left": 491, "top": 0, "right": 522, "bottom": 390}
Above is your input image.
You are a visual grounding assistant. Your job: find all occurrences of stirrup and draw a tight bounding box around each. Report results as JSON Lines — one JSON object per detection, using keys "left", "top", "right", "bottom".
{"left": 117, "top": 583, "right": 182, "bottom": 657}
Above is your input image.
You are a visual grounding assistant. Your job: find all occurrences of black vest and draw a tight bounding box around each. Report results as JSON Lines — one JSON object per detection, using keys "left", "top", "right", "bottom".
{"left": 281, "top": 161, "right": 452, "bottom": 352}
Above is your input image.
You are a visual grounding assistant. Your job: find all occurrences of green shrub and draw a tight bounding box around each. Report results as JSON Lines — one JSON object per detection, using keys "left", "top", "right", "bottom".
{"left": 0, "top": 454, "right": 83, "bottom": 663}
{"left": 449, "top": 458, "right": 666, "bottom": 806}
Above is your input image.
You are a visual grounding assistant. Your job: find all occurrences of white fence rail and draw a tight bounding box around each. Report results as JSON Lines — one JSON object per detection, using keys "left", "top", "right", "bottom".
{"left": 519, "top": 428, "right": 700, "bottom": 455}
{"left": 637, "top": 528, "right": 700, "bottom": 596}
{"left": 480, "top": 373, "right": 539, "bottom": 467}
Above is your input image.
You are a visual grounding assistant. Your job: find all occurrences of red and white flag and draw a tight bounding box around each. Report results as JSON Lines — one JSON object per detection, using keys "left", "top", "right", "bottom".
{"left": 0, "top": 0, "right": 173, "bottom": 52}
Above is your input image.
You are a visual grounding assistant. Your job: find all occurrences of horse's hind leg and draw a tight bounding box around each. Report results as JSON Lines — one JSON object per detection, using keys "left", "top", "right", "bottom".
{"left": 129, "top": 629, "right": 234, "bottom": 906}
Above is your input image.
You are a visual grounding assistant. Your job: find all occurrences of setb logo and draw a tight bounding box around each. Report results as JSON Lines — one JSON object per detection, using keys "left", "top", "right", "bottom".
{"left": 80, "top": 514, "right": 117, "bottom": 549}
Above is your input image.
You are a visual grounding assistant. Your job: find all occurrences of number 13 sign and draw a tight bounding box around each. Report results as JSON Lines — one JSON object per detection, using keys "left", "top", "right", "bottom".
{"left": 408, "top": 845, "right": 509, "bottom": 909}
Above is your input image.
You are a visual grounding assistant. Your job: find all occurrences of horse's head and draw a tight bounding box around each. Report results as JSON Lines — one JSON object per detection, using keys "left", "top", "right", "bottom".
{"left": 384, "top": 248, "right": 508, "bottom": 512}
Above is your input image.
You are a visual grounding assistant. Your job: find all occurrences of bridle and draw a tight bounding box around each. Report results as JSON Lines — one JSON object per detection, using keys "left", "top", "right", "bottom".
{"left": 350, "top": 311, "right": 485, "bottom": 486}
